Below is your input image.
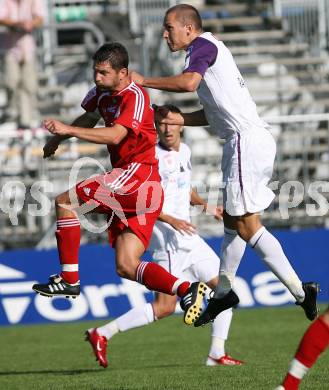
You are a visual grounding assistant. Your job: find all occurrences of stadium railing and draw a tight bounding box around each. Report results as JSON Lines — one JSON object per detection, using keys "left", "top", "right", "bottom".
{"left": 274, "top": 0, "right": 329, "bottom": 51}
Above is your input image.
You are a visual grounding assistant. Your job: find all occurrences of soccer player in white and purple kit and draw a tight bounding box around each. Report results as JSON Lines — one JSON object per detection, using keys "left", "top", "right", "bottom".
{"left": 131, "top": 4, "right": 319, "bottom": 325}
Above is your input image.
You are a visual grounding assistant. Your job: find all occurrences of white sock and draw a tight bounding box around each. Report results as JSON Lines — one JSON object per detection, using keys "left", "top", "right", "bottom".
{"left": 209, "top": 308, "right": 233, "bottom": 358}
{"left": 214, "top": 228, "right": 246, "bottom": 298}
{"left": 97, "top": 303, "right": 155, "bottom": 340}
{"left": 97, "top": 321, "right": 119, "bottom": 340}
{"left": 209, "top": 337, "right": 225, "bottom": 359}
{"left": 249, "top": 227, "right": 305, "bottom": 302}
{"left": 289, "top": 358, "right": 309, "bottom": 379}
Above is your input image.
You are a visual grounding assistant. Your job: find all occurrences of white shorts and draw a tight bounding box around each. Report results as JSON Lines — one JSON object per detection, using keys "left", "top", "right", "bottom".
{"left": 222, "top": 128, "right": 276, "bottom": 216}
{"left": 153, "top": 235, "right": 220, "bottom": 283}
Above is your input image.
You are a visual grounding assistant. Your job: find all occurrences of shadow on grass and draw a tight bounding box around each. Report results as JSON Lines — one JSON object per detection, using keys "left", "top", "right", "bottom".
{"left": 0, "top": 368, "right": 104, "bottom": 376}
{"left": 0, "top": 362, "right": 201, "bottom": 377}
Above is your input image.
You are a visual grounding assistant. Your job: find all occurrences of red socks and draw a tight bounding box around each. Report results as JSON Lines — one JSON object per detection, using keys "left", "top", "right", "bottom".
{"left": 295, "top": 316, "right": 329, "bottom": 367}
{"left": 282, "top": 316, "right": 329, "bottom": 390}
{"left": 282, "top": 374, "right": 301, "bottom": 390}
{"left": 177, "top": 281, "right": 191, "bottom": 297}
{"left": 55, "top": 220, "right": 191, "bottom": 294}
{"left": 135, "top": 261, "right": 190, "bottom": 297}
{"left": 56, "top": 218, "right": 81, "bottom": 284}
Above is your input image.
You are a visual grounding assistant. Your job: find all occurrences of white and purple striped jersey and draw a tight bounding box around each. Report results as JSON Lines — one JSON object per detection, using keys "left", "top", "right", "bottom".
{"left": 184, "top": 32, "right": 269, "bottom": 139}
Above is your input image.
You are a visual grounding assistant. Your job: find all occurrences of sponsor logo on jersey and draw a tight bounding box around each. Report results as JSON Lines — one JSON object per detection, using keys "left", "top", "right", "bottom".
{"left": 238, "top": 77, "right": 246, "bottom": 88}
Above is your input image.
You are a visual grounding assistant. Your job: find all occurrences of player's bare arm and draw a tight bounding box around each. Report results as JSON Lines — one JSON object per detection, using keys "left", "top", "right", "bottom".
{"left": 158, "top": 212, "right": 196, "bottom": 235}
{"left": 0, "top": 16, "right": 23, "bottom": 29}
{"left": 131, "top": 71, "right": 202, "bottom": 93}
{"left": 190, "top": 189, "right": 223, "bottom": 221}
{"left": 156, "top": 106, "right": 208, "bottom": 127}
{"left": 0, "top": 15, "right": 43, "bottom": 32}
{"left": 43, "top": 112, "right": 100, "bottom": 158}
{"left": 21, "top": 15, "right": 43, "bottom": 32}
{"left": 44, "top": 118, "right": 128, "bottom": 145}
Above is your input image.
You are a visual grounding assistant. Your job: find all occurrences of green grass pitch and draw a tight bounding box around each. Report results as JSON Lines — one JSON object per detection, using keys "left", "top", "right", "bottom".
{"left": 0, "top": 306, "right": 328, "bottom": 390}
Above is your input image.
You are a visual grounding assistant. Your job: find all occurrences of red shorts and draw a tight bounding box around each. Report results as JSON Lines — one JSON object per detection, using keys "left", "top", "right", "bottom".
{"left": 76, "top": 162, "right": 164, "bottom": 249}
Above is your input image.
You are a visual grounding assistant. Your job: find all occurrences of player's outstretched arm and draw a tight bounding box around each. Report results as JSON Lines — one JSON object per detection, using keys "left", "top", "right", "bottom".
{"left": 42, "top": 112, "right": 100, "bottom": 158}
{"left": 131, "top": 71, "right": 202, "bottom": 93}
{"left": 155, "top": 106, "right": 208, "bottom": 127}
{"left": 182, "top": 109, "right": 208, "bottom": 126}
{"left": 43, "top": 117, "right": 128, "bottom": 146}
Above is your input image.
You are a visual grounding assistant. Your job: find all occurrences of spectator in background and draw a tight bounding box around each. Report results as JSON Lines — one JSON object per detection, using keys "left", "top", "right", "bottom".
{"left": 0, "top": 0, "right": 45, "bottom": 128}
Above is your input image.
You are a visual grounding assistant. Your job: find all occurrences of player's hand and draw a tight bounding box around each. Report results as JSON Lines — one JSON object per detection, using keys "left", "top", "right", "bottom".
{"left": 21, "top": 20, "right": 34, "bottom": 32}
{"left": 206, "top": 204, "right": 224, "bottom": 221}
{"left": 213, "top": 205, "right": 224, "bottom": 221}
{"left": 170, "top": 217, "right": 196, "bottom": 235}
{"left": 43, "top": 119, "right": 70, "bottom": 136}
{"left": 43, "top": 137, "right": 60, "bottom": 158}
{"left": 130, "top": 71, "right": 145, "bottom": 86}
{"left": 153, "top": 105, "right": 184, "bottom": 126}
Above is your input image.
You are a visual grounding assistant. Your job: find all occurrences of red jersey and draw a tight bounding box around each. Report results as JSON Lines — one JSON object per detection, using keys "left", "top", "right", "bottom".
{"left": 81, "top": 82, "right": 157, "bottom": 168}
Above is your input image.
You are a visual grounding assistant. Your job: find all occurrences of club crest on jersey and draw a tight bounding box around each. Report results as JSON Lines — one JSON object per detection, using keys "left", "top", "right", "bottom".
{"left": 83, "top": 187, "right": 91, "bottom": 196}
{"left": 238, "top": 77, "right": 246, "bottom": 88}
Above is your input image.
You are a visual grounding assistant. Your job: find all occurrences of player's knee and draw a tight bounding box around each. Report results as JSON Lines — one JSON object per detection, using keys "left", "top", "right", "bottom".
{"left": 235, "top": 223, "right": 247, "bottom": 241}
{"left": 236, "top": 225, "right": 254, "bottom": 242}
{"left": 116, "top": 263, "right": 134, "bottom": 279}
{"left": 116, "top": 257, "right": 138, "bottom": 280}
{"left": 55, "top": 192, "right": 71, "bottom": 208}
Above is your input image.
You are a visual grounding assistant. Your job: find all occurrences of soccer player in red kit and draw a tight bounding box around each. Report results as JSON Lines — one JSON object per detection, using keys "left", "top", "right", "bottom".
{"left": 32, "top": 43, "right": 206, "bottom": 333}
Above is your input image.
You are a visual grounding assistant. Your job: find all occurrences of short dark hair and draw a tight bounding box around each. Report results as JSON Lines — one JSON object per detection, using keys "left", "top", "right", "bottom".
{"left": 155, "top": 104, "right": 183, "bottom": 131}
{"left": 165, "top": 104, "right": 181, "bottom": 114}
{"left": 165, "top": 4, "right": 202, "bottom": 31}
{"left": 92, "top": 42, "right": 129, "bottom": 70}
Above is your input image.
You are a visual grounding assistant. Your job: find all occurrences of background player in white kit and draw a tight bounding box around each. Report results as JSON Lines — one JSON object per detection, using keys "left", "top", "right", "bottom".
{"left": 131, "top": 3, "right": 319, "bottom": 326}
{"left": 86, "top": 105, "right": 243, "bottom": 368}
